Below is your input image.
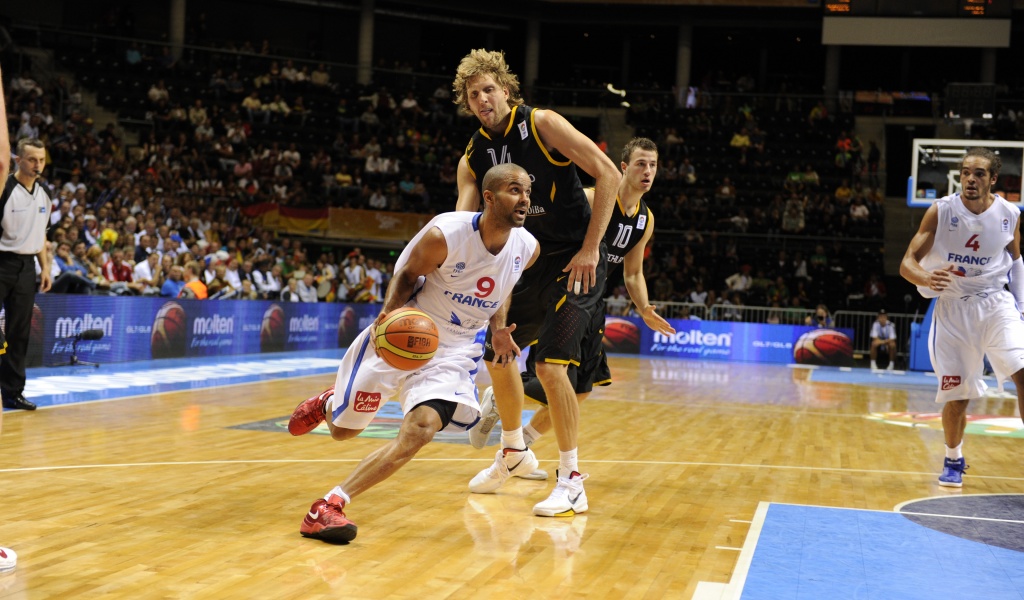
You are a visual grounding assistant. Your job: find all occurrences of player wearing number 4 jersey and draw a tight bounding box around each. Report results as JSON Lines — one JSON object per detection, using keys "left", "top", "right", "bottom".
{"left": 288, "top": 163, "right": 539, "bottom": 543}
{"left": 900, "top": 147, "right": 1024, "bottom": 488}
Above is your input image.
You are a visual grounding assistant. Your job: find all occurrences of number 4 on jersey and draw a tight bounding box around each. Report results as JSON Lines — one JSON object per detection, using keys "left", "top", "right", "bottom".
{"left": 964, "top": 234, "right": 980, "bottom": 252}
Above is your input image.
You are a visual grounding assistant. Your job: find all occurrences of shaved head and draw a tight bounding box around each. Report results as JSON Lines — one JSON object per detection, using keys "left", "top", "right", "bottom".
{"left": 482, "top": 163, "right": 529, "bottom": 195}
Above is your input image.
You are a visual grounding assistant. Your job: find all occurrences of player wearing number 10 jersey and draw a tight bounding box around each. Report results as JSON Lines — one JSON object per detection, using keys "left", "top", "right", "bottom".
{"left": 474, "top": 139, "right": 677, "bottom": 481}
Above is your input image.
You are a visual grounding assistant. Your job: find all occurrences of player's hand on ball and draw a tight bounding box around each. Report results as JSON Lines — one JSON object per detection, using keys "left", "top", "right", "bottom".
{"left": 490, "top": 323, "right": 520, "bottom": 368}
{"left": 370, "top": 311, "right": 388, "bottom": 356}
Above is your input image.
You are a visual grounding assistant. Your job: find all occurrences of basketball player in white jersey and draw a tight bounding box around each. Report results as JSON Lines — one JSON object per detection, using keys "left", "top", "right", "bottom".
{"left": 288, "top": 163, "right": 540, "bottom": 543}
{"left": 900, "top": 147, "right": 1024, "bottom": 488}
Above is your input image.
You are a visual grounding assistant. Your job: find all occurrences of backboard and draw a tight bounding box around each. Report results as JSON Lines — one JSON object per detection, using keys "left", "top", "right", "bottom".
{"left": 906, "top": 138, "right": 1024, "bottom": 208}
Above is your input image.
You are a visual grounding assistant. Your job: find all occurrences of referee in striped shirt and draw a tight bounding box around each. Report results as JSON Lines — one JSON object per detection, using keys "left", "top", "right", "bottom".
{"left": 0, "top": 68, "right": 52, "bottom": 411}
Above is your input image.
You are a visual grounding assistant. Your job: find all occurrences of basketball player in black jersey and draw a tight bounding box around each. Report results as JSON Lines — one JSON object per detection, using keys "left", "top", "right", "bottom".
{"left": 509, "top": 139, "right": 677, "bottom": 463}
{"left": 453, "top": 49, "right": 621, "bottom": 516}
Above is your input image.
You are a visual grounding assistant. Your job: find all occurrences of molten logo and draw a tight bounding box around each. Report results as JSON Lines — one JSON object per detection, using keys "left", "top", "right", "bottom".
{"left": 55, "top": 314, "right": 114, "bottom": 339}
{"left": 289, "top": 315, "right": 320, "bottom": 332}
{"left": 653, "top": 330, "right": 733, "bottom": 347}
{"left": 193, "top": 314, "right": 234, "bottom": 335}
{"left": 353, "top": 391, "right": 381, "bottom": 412}
{"left": 941, "top": 375, "right": 962, "bottom": 390}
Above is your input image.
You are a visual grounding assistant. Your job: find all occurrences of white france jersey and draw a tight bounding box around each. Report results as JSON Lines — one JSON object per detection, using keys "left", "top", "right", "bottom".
{"left": 396, "top": 212, "right": 537, "bottom": 347}
{"left": 917, "top": 193, "right": 1019, "bottom": 299}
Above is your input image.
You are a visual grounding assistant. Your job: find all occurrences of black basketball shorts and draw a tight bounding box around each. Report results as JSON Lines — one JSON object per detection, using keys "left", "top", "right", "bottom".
{"left": 484, "top": 244, "right": 607, "bottom": 364}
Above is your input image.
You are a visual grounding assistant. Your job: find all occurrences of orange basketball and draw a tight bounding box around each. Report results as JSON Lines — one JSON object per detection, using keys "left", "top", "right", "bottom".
{"left": 602, "top": 317, "right": 640, "bottom": 353}
{"left": 793, "top": 329, "right": 853, "bottom": 367}
{"left": 151, "top": 301, "right": 188, "bottom": 359}
{"left": 260, "top": 304, "right": 286, "bottom": 352}
{"left": 375, "top": 308, "right": 439, "bottom": 371}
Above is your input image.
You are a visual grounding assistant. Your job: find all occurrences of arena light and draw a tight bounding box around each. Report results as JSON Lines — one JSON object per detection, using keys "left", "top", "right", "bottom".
{"left": 606, "top": 83, "right": 626, "bottom": 98}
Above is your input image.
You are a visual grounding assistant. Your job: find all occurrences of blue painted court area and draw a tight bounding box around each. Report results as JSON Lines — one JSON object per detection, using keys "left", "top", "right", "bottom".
{"left": 738, "top": 503, "right": 1024, "bottom": 600}
{"left": 17, "top": 349, "right": 346, "bottom": 409}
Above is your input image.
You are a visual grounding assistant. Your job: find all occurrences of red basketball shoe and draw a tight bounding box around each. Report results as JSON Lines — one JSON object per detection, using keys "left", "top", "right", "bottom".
{"left": 300, "top": 495, "right": 357, "bottom": 543}
{"left": 288, "top": 386, "right": 334, "bottom": 436}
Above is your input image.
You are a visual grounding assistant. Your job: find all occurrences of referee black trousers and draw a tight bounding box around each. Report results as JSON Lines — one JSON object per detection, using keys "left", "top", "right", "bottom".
{"left": 0, "top": 253, "right": 37, "bottom": 400}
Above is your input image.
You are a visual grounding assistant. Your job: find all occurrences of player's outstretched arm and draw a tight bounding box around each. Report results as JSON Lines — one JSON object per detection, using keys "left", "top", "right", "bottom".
{"left": 900, "top": 204, "right": 951, "bottom": 292}
{"left": 534, "top": 109, "right": 620, "bottom": 294}
{"left": 622, "top": 211, "right": 674, "bottom": 335}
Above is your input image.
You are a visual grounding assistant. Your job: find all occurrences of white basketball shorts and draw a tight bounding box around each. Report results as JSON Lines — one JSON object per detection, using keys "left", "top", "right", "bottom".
{"left": 929, "top": 290, "right": 1024, "bottom": 402}
{"left": 326, "top": 325, "right": 484, "bottom": 432}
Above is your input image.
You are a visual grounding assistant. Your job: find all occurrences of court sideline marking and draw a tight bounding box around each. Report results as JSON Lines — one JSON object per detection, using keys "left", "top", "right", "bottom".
{"left": 1, "top": 458, "right": 1022, "bottom": 482}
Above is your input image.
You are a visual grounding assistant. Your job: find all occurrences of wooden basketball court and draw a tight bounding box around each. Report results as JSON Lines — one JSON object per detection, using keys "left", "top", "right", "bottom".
{"left": 0, "top": 356, "right": 1021, "bottom": 598}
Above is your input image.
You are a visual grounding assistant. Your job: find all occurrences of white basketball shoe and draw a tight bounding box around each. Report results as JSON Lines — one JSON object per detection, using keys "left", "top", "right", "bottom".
{"left": 468, "top": 447, "right": 540, "bottom": 494}
{"left": 0, "top": 547, "right": 16, "bottom": 573}
{"left": 533, "top": 470, "right": 589, "bottom": 517}
{"left": 516, "top": 468, "right": 548, "bottom": 480}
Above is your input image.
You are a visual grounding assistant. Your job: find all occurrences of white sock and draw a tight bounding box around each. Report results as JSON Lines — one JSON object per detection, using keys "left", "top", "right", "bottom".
{"left": 945, "top": 442, "right": 963, "bottom": 460}
{"left": 559, "top": 448, "right": 579, "bottom": 476}
{"left": 523, "top": 424, "right": 542, "bottom": 447}
{"left": 501, "top": 428, "right": 526, "bottom": 451}
{"left": 871, "top": 360, "right": 877, "bottom": 369}
{"left": 325, "top": 486, "right": 351, "bottom": 506}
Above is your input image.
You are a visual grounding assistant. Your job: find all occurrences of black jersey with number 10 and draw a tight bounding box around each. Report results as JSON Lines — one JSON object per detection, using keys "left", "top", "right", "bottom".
{"left": 605, "top": 195, "right": 651, "bottom": 269}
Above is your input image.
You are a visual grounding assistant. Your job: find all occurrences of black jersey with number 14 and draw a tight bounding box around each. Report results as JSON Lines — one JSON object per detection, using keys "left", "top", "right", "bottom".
{"left": 465, "top": 104, "right": 591, "bottom": 254}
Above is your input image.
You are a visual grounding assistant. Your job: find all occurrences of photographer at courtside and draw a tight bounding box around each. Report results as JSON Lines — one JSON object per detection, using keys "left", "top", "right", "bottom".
{"left": 804, "top": 303, "right": 834, "bottom": 329}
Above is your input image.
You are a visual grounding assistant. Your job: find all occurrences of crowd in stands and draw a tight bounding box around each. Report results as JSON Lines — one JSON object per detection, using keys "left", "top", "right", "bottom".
{"left": 62, "top": 38, "right": 473, "bottom": 215}
{"left": 7, "top": 38, "right": 893, "bottom": 316}
{"left": 595, "top": 71, "right": 892, "bottom": 318}
{"left": 4, "top": 62, "right": 401, "bottom": 304}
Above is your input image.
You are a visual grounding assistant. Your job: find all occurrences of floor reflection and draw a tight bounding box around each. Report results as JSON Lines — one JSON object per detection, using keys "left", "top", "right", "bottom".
{"left": 462, "top": 495, "right": 588, "bottom": 573}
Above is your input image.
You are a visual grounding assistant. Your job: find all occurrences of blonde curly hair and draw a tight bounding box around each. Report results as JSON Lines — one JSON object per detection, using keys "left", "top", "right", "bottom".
{"left": 452, "top": 49, "right": 523, "bottom": 117}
